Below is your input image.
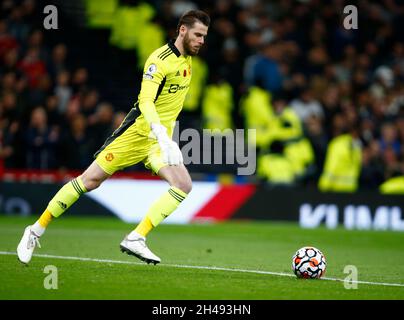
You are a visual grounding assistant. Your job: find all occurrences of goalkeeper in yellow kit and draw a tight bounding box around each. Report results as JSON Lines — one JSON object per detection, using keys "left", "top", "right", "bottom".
{"left": 17, "top": 10, "right": 210, "bottom": 265}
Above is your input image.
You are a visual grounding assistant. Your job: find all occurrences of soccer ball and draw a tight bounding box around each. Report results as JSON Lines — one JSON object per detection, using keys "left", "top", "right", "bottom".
{"left": 292, "top": 246, "right": 326, "bottom": 279}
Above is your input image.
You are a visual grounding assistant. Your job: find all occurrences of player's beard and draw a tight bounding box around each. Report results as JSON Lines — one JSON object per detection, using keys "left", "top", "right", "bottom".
{"left": 183, "top": 32, "right": 200, "bottom": 56}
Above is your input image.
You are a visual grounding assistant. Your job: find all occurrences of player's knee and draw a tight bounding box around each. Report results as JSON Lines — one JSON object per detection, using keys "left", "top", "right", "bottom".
{"left": 80, "top": 174, "right": 102, "bottom": 191}
{"left": 79, "top": 161, "right": 110, "bottom": 191}
{"left": 86, "top": 180, "right": 102, "bottom": 191}
{"left": 173, "top": 179, "right": 192, "bottom": 194}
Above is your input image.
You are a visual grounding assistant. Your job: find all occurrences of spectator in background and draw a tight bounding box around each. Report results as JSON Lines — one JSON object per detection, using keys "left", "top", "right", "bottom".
{"left": 244, "top": 40, "right": 284, "bottom": 94}
{"left": 334, "top": 45, "right": 356, "bottom": 83}
{"left": 48, "top": 44, "right": 68, "bottom": 79}
{"left": 1, "top": 91, "right": 20, "bottom": 123}
{"left": 2, "top": 71, "right": 17, "bottom": 92}
{"left": 304, "top": 45, "right": 330, "bottom": 77}
{"left": 219, "top": 42, "right": 243, "bottom": 116}
{"left": 396, "top": 116, "right": 404, "bottom": 145}
{"left": 28, "top": 72, "right": 52, "bottom": 106}
{"left": 7, "top": 5, "right": 30, "bottom": 43}
{"left": 379, "top": 122, "right": 401, "bottom": 157}
{"left": 81, "top": 88, "right": 99, "bottom": 121}
{"left": 272, "top": 94, "right": 315, "bottom": 182}
{"left": 18, "top": 0, "right": 41, "bottom": 32}
{"left": 65, "top": 90, "right": 82, "bottom": 122}
{"left": 71, "top": 67, "right": 89, "bottom": 94}
{"left": 45, "top": 95, "right": 64, "bottom": 128}
{"left": 318, "top": 116, "right": 362, "bottom": 193}
{"left": 54, "top": 70, "right": 72, "bottom": 114}
{"left": 360, "top": 139, "right": 385, "bottom": 189}
{"left": 112, "top": 111, "right": 127, "bottom": 131}
{"left": 88, "top": 102, "right": 114, "bottom": 150}
{"left": 17, "top": 47, "right": 47, "bottom": 89}
{"left": 370, "top": 65, "right": 395, "bottom": 99}
{"left": 391, "top": 42, "right": 404, "bottom": 80}
{"left": 305, "top": 114, "right": 328, "bottom": 179}
{"left": 60, "top": 113, "right": 93, "bottom": 170}
{"left": 1, "top": 47, "right": 19, "bottom": 74}
{"left": 321, "top": 85, "right": 341, "bottom": 132}
{"left": 290, "top": 87, "right": 324, "bottom": 125}
{"left": 330, "top": 112, "right": 347, "bottom": 138}
{"left": 383, "top": 145, "right": 401, "bottom": 179}
{"left": 0, "top": 120, "right": 19, "bottom": 169}
{"left": 386, "top": 0, "right": 404, "bottom": 42}
{"left": 26, "top": 29, "right": 48, "bottom": 62}
{"left": 201, "top": 72, "right": 234, "bottom": 131}
{"left": 0, "top": 19, "right": 18, "bottom": 61}
{"left": 331, "top": 18, "right": 357, "bottom": 60}
{"left": 25, "top": 106, "right": 59, "bottom": 169}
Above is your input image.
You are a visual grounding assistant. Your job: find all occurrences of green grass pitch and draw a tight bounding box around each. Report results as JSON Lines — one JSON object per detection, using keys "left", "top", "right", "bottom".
{"left": 1, "top": 215, "right": 404, "bottom": 300}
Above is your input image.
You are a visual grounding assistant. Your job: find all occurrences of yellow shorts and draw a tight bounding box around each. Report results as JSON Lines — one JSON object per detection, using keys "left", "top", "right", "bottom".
{"left": 94, "top": 108, "right": 166, "bottom": 175}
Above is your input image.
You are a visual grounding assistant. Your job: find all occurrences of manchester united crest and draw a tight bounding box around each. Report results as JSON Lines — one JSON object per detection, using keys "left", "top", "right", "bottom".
{"left": 105, "top": 153, "right": 114, "bottom": 162}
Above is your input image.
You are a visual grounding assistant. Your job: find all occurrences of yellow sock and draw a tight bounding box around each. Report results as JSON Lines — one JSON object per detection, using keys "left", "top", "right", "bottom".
{"left": 134, "top": 217, "right": 154, "bottom": 237}
{"left": 47, "top": 177, "right": 87, "bottom": 218}
{"left": 38, "top": 209, "right": 53, "bottom": 228}
{"left": 134, "top": 187, "right": 188, "bottom": 237}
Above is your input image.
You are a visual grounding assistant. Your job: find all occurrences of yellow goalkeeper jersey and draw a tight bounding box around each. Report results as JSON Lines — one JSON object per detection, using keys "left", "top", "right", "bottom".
{"left": 134, "top": 40, "right": 192, "bottom": 137}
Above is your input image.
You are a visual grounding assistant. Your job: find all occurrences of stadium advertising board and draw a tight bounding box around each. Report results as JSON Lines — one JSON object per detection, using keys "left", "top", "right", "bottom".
{"left": 0, "top": 180, "right": 254, "bottom": 224}
{"left": 2, "top": 181, "right": 403, "bottom": 231}
{"left": 234, "top": 188, "right": 404, "bottom": 231}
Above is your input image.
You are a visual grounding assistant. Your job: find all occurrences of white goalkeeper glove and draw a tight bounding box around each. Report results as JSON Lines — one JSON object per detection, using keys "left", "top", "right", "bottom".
{"left": 151, "top": 123, "right": 183, "bottom": 166}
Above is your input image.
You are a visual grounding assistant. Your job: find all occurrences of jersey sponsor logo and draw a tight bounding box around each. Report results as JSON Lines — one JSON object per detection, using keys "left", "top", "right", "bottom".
{"left": 175, "top": 70, "right": 180, "bottom": 77}
{"left": 183, "top": 69, "right": 187, "bottom": 77}
{"left": 168, "top": 84, "right": 189, "bottom": 93}
{"left": 105, "top": 153, "right": 114, "bottom": 162}
{"left": 143, "top": 63, "right": 157, "bottom": 80}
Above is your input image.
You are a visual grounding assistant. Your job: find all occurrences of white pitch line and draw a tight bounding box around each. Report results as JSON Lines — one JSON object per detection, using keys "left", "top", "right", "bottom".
{"left": 1, "top": 251, "right": 404, "bottom": 288}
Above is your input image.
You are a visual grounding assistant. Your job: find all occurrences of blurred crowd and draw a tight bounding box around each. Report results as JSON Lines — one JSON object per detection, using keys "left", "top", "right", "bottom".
{"left": 1, "top": 0, "right": 404, "bottom": 192}
{"left": 0, "top": 0, "right": 125, "bottom": 171}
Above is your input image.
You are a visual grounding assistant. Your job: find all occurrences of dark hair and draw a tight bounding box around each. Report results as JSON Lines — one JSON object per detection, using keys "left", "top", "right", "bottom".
{"left": 176, "top": 10, "right": 210, "bottom": 34}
